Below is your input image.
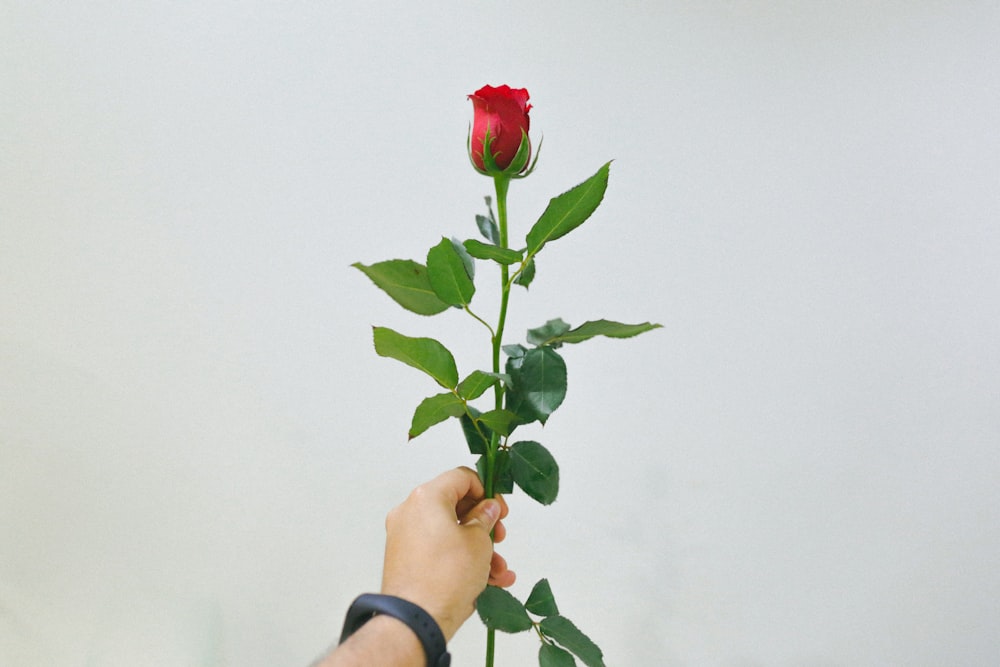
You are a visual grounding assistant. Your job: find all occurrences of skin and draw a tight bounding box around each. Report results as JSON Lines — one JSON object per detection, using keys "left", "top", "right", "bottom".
{"left": 317, "top": 467, "right": 515, "bottom": 666}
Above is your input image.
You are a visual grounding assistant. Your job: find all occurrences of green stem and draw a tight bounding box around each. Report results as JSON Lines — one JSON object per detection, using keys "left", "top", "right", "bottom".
{"left": 486, "top": 626, "right": 496, "bottom": 667}
{"left": 484, "top": 174, "right": 512, "bottom": 499}
{"left": 484, "top": 173, "right": 512, "bottom": 667}
{"left": 492, "top": 175, "right": 512, "bottom": 395}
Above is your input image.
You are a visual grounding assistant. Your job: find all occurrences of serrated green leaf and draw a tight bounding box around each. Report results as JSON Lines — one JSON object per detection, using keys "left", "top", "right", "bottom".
{"left": 514, "top": 256, "right": 536, "bottom": 288}
{"left": 353, "top": 260, "right": 450, "bottom": 315}
{"left": 477, "top": 409, "right": 520, "bottom": 437}
{"left": 540, "top": 644, "right": 576, "bottom": 667}
{"left": 547, "top": 319, "right": 663, "bottom": 345}
{"left": 477, "top": 450, "right": 514, "bottom": 494}
{"left": 510, "top": 441, "right": 560, "bottom": 505}
{"left": 503, "top": 343, "right": 528, "bottom": 360}
{"left": 461, "top": 409, "right": 491, "bottom": 455}
{"left": 409, "top": 392, "right": 465, "bottom": 440}
{"left": 457, "top": 370, "right": 499, "bottom": 400}
{"left": 539, "top": 616, "right": 605, "bottom": 667}
{"left": 527, "top": 318, "right": 572, "bottom": 347}
{"left": 476, "top": 214, "right": 499, "bottom": 244}
{"left": 477, "top": 196, "right": 499, "bottom": 243}
{"left": 505, "top": 347, "right": 567, "bottom": 425}
{"left": 525, "top": 162, "right": 611, "bottom": 258}
{"left": 451, "top": 236, "right": 476, "bottom": 280}
{"left": 464, "top": 239, "right": 524, "bottom": 265}
{"left": 476, "top": 585, "right": 532, "bottom": 633}
{"left": 526, "top": 578, "right": 559, "bottom": 617}
{"left": 495, "top": 449, "right": 514, "bottom": 493}
{"left": 426, "top": 237, "right": 475, "bottom": 307}
{"left": 372, "top": 326, "right": 458, "bottom": 389}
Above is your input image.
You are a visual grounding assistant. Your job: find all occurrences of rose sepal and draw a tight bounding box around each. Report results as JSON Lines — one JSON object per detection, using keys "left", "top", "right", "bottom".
{"left": 510, "top": 132, "right": 542, "bottom": 180}
{"left": 468, "top": 126, "right": 537, "bottom": 178}
{"left": 467, "top": 124, "right": 491, "bottom": 176}
{"left": 501, "top": 130, "right": 532, "bottom": 175}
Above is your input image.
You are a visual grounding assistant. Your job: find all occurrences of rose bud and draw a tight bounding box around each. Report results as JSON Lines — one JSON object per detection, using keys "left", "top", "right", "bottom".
{"left": 468, "top": 84, "right": 533, "bottom": 175}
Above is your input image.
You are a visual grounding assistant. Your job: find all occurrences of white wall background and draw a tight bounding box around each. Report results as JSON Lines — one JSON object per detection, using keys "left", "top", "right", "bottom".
{"left": 2, "top": 1, "right": 998, "bottom": 665}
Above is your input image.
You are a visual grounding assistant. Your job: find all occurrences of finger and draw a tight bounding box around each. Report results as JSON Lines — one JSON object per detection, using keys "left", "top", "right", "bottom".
{"left": 494, "top": 494, "right": 509, "bottom": 520}
{"left": 492, "top": 519, "right": 507, "bottom": 543}
{"left": 488, "top": 551, "right": 516, "bottom": 588}
{"left": 458, "top": 491, "right": 508, "bottom": 523}
{"left": 444, "top": 466, "right": 486, "bottom": 501}
{"left": 490, "top": 551, "right": 507, "bottom": 574}
{"left": 491, "top": 568, "right": 516, "bottom": 588}
{"left": 421, "top": 467, "right": 485, "bottom": 511}
{"left": 459, "top": 498, "right": 501, "bottom": 533}
{"left": 455, "top": 496, "right": 480, "bottom": 519}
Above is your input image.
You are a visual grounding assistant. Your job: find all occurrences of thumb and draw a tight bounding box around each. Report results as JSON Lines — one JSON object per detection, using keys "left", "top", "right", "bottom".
{"left": 462, "top": 499, "right": 501, "bottom": 533}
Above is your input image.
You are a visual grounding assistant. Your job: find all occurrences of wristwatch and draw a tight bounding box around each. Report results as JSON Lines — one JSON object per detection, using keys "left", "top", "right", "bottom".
{"left": 339, "top": 593, "right": 451, "bottom": 667}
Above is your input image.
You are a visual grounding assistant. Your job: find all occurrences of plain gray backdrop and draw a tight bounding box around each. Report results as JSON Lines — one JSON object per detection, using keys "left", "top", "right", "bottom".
{"left": 2, "top": 1, "right": 998, "bottom": 665}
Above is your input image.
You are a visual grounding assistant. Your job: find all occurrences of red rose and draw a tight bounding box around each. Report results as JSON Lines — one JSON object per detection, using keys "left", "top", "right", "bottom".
{"left": 468, "top": 84, "right": 532, "bottom": 174}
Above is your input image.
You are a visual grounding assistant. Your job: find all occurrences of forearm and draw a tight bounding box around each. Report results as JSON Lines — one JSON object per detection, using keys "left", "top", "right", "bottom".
{"left": 315, "top": 615, "right": 424, "bottom": 667}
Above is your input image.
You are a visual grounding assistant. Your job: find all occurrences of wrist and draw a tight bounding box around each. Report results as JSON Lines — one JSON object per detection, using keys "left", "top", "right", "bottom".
{"left": 339, "top": 594, "right": 451, "bottom": 667}
{"left": 320, "top": 616, "right": 422, "bottom": 667}
{"left": 380, "top": 585, "right": 459, "bottom": 640}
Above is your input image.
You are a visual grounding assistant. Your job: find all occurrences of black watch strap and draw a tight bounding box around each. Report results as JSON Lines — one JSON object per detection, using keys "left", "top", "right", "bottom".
{"left": 339, "top": 593, "right": 451, "bottom": 667}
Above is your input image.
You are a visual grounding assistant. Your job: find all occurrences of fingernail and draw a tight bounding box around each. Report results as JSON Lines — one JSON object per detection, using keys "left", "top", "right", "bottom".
{"left": 483, "top": 500, "right": 500, "bottom": 524}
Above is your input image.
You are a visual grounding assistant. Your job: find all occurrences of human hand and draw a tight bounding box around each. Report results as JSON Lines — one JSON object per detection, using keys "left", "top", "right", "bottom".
{"left": 380, "top": 467, "right": 516, "bottom": 640}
